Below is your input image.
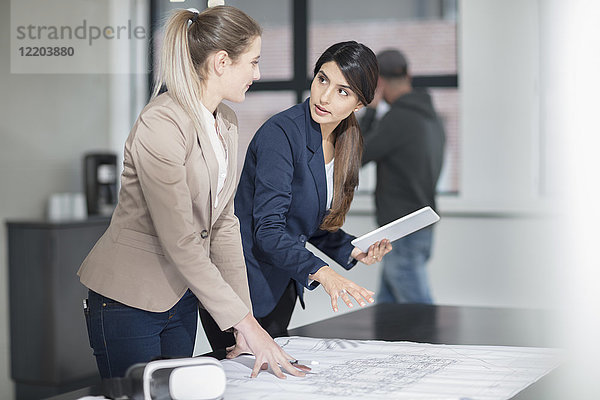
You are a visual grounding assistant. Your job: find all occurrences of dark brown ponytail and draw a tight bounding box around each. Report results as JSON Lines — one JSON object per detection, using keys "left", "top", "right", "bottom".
{"left": 320, "top": 113, "right": 363, "bottom": 230}
{"left": 316, "top": 41, "right": 378, "bottom": 231}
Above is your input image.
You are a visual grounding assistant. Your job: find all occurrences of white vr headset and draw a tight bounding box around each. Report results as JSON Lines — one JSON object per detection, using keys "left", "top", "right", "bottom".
{"left": 104, "top": 357, "right": 226, "bottom": 400}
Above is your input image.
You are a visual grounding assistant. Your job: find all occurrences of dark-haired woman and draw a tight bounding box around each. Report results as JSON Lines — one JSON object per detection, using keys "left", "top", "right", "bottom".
{"left": 201, "top": 41, "right": 392, "bottom": 352}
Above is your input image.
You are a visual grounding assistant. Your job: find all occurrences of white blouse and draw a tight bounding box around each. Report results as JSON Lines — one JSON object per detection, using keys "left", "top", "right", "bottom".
{"left": 199, "top": 102, "right": 228, "bottom": 208}
{"left": 325, "top": 158, "right": 334, "bottom": 209}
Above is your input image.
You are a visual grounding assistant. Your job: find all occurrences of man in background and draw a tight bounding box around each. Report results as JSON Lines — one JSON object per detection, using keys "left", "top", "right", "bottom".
{"left": 360, "top": 49, "right": 446, "bottom": 304}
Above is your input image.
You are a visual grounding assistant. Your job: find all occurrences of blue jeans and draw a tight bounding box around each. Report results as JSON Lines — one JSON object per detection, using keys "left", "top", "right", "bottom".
{"left": 377, "top": 227, "right": 434, "bottom": 304}
{"left": 86, "top": 289, "right": 198, "bottom": 378}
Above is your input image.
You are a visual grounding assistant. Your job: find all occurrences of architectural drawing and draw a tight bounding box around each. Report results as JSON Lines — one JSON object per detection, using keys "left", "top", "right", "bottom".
{"left": 221, "top": 336, "right": 561, "bottom": 400}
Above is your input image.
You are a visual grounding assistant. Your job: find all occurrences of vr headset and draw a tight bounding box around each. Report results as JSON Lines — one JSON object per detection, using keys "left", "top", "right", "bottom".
{"left": 103, "top": 357, "right": 226, "bottom": 400}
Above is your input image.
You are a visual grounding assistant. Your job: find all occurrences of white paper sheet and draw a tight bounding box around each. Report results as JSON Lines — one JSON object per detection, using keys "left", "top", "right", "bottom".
{"left": 222, "top": 336, "right": 561, "bottom": 400}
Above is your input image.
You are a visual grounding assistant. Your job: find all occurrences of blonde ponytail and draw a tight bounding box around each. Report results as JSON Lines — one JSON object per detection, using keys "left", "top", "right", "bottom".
{"left": 152, "top": 6, "right": 261, "bottom": 133}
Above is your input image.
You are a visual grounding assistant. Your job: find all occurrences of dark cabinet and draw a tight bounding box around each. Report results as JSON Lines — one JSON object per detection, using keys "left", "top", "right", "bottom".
{"left": 7, "top": 218, "right": 110, "bottom": 400}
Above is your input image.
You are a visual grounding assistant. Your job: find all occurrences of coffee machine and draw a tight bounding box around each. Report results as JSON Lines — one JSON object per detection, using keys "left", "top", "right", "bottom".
{"left": 84, "top": 153, "right": 118, "bottom": 216}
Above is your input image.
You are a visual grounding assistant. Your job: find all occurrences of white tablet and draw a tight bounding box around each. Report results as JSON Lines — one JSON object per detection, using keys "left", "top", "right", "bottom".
{"left": 351, "top": 206, "right": 440, "bottom": 252}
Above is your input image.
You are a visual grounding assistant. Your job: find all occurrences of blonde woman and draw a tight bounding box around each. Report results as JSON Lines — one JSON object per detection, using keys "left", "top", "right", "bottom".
{"left": 78, "top": 6, "right": 306, "bottom": 379}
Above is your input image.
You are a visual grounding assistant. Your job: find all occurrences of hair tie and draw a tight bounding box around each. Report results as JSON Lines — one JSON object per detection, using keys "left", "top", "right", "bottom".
{"left": 188, "top": 8, "right": 200, "bottom": 24}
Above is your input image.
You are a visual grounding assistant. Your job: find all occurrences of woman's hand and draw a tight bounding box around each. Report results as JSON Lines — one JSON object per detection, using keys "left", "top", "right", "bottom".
{"left": 309, "top": 266, "right": 375, "bottom": 312}
{"left": 227, "top": 313, "right": 310, "bottom": 379}
{"left": 351, "top": 239, "right": 392, "bottom": 265}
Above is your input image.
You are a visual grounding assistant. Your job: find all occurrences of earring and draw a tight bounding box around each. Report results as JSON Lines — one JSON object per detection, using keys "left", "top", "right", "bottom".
{"left": 354, "top": 108, "right": 359, "bottom": 112}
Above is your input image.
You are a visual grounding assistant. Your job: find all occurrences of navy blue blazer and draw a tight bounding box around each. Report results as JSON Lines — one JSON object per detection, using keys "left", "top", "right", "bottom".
{"left": 235, "top": 99, "right": 357, "bottom": 318}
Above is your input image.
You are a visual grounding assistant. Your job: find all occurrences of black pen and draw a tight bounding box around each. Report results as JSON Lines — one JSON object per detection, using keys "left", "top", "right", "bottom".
{"left": 290, "top": 359, "right": 319, "bottom": 366}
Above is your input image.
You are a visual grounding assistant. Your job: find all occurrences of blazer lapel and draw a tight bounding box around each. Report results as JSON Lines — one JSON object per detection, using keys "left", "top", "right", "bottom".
{"left": 305, "top": 100, "right": 327, "bottom": 218}
{"left": 194, "top": 116, "right": 219, "bottom": 223}
{"left": 212, "top": 108, "right": 237, "bottom": 225}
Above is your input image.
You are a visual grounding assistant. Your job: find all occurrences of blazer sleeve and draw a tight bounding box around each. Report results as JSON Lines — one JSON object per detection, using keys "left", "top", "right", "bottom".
{"left": 250, "top": 121, "right": 328, "bottom": 288}
{"left": 210, "top": 191, "right": 253, "bottom": 313}
{"left": 132, "top": 105, "right": 249, "bottom": 330}
{"left": 308, "top": 228, "right": 358, "bottom": 271}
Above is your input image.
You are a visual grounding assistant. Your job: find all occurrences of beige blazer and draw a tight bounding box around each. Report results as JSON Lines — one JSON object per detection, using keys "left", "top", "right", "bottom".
{"left": 78, "top": 93, "right": 251, "bottom": 330}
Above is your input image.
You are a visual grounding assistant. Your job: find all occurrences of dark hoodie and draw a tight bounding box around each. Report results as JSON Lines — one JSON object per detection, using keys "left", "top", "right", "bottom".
{"left": 359, "top": 89, "right": 446, "bottom": 226}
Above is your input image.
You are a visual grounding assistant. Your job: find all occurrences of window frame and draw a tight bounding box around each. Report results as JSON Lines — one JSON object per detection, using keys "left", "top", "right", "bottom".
{"left": 148, "top": 0, "right": 459, "bottom": 195}
{"left": 149, "top": 0, "right": 458, "bottom": 101}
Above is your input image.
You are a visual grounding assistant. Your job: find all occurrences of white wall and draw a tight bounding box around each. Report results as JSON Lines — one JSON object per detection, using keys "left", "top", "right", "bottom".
{"left": 457, "top": 1, "right": 542, "bottom": 210}
{"left": 0, "top": 1, "right": 148, "bottom": 398}
{"left": 545, "top": 1, "right": 600, "bottom": 397}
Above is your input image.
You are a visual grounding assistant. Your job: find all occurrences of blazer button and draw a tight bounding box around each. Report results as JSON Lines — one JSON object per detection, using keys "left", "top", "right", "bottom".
{"left": 299, "top": 234, "right": 307, "bottom": 244}
{"left": 200, "top": 230, "right": 208, "bottom": 239}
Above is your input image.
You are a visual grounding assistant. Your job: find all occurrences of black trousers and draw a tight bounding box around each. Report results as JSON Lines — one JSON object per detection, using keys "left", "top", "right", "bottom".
{"left": 199, "top": 279, "right": 298, "bottom": 351}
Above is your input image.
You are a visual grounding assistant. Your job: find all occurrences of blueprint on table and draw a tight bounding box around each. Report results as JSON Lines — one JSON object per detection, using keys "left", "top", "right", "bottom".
{"left": 221, "top": 336, "right": 561, "bottom": 400}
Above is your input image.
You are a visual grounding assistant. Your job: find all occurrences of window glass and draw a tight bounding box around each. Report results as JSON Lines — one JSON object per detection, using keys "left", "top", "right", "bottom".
{"left": 227, "top": 0, "right": 293, "bottom": 80}
{"left": 308, "top": 0, "right": 457, "bottom": 75}
{"left": 309, "top": 0, "right": 459, "bottom": 194}
{"left": 224, "top": 91, "right": 297, "bottom": 175}
{"left": 152, "top": 0, "right": 293, "bottom": 81}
